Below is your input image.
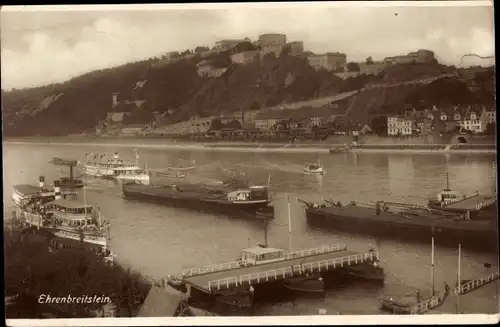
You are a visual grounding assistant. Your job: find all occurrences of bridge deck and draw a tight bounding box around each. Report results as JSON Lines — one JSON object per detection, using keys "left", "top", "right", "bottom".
{"left": 444, "top": 195, "right": 496, "bottom": 211}
{"left": 184, "top": 249, "right": 375, "bottom": 293}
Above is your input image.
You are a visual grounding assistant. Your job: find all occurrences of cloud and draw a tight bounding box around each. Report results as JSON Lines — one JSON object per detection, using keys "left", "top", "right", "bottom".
{"left": 0, "top": 3, "right": 495, "bottom": 90}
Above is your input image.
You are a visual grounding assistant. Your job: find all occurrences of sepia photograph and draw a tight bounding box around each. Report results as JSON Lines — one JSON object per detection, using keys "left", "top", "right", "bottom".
{"left": 1, "top": 1, "right": 497, "bottom": 325}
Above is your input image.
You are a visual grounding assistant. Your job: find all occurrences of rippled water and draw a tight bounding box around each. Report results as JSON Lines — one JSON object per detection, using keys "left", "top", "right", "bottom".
{"left": 2, "top": 142, "right": 498, "bottom": 315}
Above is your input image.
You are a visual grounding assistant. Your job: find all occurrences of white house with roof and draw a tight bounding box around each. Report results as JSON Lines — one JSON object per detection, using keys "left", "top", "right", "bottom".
{"left": 459, "top": 105, "right": 489, "bottom": 133}
{"left": 387, "top": 116, "right": 413, "bottom": 136}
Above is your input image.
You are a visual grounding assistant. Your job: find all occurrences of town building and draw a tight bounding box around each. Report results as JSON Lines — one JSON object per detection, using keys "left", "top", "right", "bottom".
{"left": 259, "top": 44, "right": 284, "bottom": 58}
{"left": 230, "top": 50, "right": 259, "bottom": 64}
{"left": 120, "top": 124, "right": 145, "bottom": 136}
{"left": 383, "top": 49, "right": 435, "bottom": 65}
{"left": 213, "top": 38, "right": 250, "bottom": 51}
{"left": 459, "top": 105, "right": 489, "bottom": 133}
{"left": 487, "top": 110, "right": 496, "bottom": 124}
{"left": 258, "top": 33, "right": 287, "bottom": 47}
{"left": 196, "top": 60, "right": 227, "bottom": 78}
{"left": 254, "top": 105, "right": 345, "bottom": 131}
{"left": 286, "top": 41, "right": 304, "bottom": 56}
{"left": 307, "top": 52, "right": 347, "bottom": 72}
{"left": 387, "top": 116, "right": 413, "bottom": 136}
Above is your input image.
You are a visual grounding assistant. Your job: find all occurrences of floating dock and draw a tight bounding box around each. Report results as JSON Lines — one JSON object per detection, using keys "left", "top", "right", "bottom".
{"left": 304, "top": 203, "right": 498, "bottom": 252}
{"left": 181, "top": 245, "right": 379, "bottom": 294}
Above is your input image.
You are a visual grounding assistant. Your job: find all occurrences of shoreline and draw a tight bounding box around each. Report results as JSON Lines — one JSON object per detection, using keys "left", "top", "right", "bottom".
{"left": 4, "top": 140, "right": 496, "bottom": 155}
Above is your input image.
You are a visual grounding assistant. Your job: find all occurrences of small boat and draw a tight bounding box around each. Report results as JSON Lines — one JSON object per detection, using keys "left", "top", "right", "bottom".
{"left": 380, "top": 283, "right": 451, "bottom": 314}
{"left": 165, "top": 275, "right": 188, "bottom": 293}
{"left": 58, "top": 176, "right": 85, "bottom": 189}
{"left": 167, "top": 161, "right": 197, "bottom": 171}
{"left": 156, "top": 171, "right": 187, "bottom": 179}
{"left": 343, "top": 251, "right": 386, "bottom": 282}
{"left": 304, "top": 163, "right": 325, "bottom": 175}
{"left": 304, "top": 155, "right": 325, "bottom": 175}
{"left": 284, "top": 274, "right": 325, "bottom": 294}
{"left": 49, "top": 157, "right": 78, "bottom": 166}
{"left": 215, "top": 289, "right": 255, "bottom": 309}
{"left": 329, "top": 146, "right": 350, "bottom": 154}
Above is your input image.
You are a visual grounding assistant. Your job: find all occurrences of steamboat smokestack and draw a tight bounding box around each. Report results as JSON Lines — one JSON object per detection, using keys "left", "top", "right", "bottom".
{"left": 54, "top": 180, "right": 61, "bottom": 200}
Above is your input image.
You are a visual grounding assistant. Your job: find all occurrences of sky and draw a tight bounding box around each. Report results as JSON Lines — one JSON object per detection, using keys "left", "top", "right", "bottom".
{"left": 0, "top": 2, "right": 495, "bottom": 90}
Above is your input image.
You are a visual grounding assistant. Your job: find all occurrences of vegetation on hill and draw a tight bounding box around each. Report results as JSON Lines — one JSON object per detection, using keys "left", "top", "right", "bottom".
{"left": 2, "top": 47, "right": 494, "bottom": 137}
{"left": 4, "top": 229, "right": 150, "bottom": 318}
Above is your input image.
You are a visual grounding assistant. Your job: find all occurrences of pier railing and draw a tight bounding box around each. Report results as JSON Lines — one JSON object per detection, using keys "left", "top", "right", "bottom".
{"left": 284, "top": 244, "right": 347, "bottom": 260}
{"left": 408, "top": 284, "right": 449, "bottom": 315}
{"left": 182, "top": 260, "right": 251, "bottom": 277}
{"left": 182, "top": 244, "right": 347, "bottom": 277}
{"left": 453, "top": 271, "right": 499, "bottom": 295}
{"left": 206, "top": 251, "right": 379, "bottom": 292}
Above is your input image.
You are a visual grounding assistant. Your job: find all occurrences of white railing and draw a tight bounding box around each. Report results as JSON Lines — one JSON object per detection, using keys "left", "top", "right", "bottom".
{"left": 284, "top": 244, "right": 347, "bottom": 260}
{"left": 453, "top": 271, "right": 499, "bottom": 295}
{"left": 475, "top": 198, "right": 496, "bottom": 211}
{"left": 206, "top": 251, "right": 379, "bottom": 291}
{"left": 409, "top": 285, "right": 449, "bottom": 314}
{"left": 182, "top": 260, "right": 252, "bottom": 277}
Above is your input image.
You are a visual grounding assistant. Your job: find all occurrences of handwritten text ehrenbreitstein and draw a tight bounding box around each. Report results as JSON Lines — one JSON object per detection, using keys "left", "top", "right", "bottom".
{"left": 38, "top": 294, "right": 111, "bottom": 304}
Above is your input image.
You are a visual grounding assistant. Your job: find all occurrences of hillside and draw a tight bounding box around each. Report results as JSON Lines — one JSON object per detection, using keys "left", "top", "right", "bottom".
{"left": 3, "top": 50, "right": 382, "bottom": 136}
{"left": 2, "top": 51, "right": 494, "bottom": 137}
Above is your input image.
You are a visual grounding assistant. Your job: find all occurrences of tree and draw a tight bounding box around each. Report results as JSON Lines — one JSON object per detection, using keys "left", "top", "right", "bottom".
{"left": 346, "top": 62, "right": 361, "bottom": 72}
{"left": 249, "top": 102, "right": 260, "bottom": 111}
{"left": 194, "top": 46, "right": 210, "bottom": 53}
{"left": 210, "top": 118, "right": 224, "bottom": 130}
{"left": 365, "top": 56, "right": 374, "bottom": 65}
{"left": 181, "top": 49, "right": 192, "bottom": 56}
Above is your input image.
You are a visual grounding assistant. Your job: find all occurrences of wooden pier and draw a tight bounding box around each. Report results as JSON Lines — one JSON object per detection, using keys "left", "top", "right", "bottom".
{"left": 181, "top": 245, "right": 379, "bottom": 294}
{"left": 182, "top": 244, "right": 347, "bottom": 277}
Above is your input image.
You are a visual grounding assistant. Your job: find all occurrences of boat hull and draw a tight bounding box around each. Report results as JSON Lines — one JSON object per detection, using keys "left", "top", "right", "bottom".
{"left": 123, "top": 185, "right": 273, "bottom": 217}
{"left": 284, "top": 275, "right": 325, "bottom": 294}
{"left": 305, "top": 206, "right": 498, "bottom": 252}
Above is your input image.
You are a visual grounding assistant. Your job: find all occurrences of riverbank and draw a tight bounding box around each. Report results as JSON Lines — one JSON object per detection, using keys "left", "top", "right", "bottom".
{"left": 4, "top": 138, "right": 496, "bottom": 155}
{"left": 4, "top": 227, "right": 151, "bottom": 318}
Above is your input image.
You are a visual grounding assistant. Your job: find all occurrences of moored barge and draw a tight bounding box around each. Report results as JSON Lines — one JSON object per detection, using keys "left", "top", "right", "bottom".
{"left": 301, "top": 200, "right": 498, "bottom": 252}
{"left": 122, "top": 178, "right": 274, "bottom": 218}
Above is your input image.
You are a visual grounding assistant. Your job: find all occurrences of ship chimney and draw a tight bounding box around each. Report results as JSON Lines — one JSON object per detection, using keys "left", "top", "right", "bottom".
{"left": 54, "top": 180, "right": 61, "bottom": 200}
{"left": 39, "top": 176, "right": 45, "bottom": 189}
{"left": 113, "top": 152, "right": 119, "bottom": 160}
{"left": 112, "top": 92, "right": 119, "bottom": 107}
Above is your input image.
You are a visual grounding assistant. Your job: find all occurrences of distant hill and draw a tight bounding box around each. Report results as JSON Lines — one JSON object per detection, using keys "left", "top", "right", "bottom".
{"left": 1, "top": 50, "right": 494, "bottom": 137}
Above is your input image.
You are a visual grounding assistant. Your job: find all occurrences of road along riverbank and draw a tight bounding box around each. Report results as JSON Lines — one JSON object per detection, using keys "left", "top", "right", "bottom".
{"left": 4, "top": 138, "right": 496, "bottom": 155}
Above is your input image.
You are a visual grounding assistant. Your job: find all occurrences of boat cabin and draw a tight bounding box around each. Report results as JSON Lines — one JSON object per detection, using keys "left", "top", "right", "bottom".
{"left": 305, "top": 164, "right": 322, "bottom": 170}
{"left": 436, "top": 189, "right": 465, "bottom": 204}
{"left": 227, "top": 186, "right": 269, "bottom": 202}
{"left": 49, "top": 198, "right": 97, "bottom": 227}
{"left": 240, "top": 246, "right": 286, "bottom": 265}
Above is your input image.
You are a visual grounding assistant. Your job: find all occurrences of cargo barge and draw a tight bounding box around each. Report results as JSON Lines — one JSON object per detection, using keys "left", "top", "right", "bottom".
{"left": 122, "top": 178, "right": 274, "bottom": 218}
{"left": 300, "top": 200, "right": 498, "bottom": 252}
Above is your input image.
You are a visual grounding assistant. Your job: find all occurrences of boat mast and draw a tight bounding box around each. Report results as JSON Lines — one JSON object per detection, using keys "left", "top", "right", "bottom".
{"left": 287, "top": 194, "right": 293, "bottom": 252}
{"left": 83, "top": 174, "right": 88, "bottom": 215}
{"left": 445, "top": 173, "right": 450, "bottom": 191}
{"left": 431, "top": 236, "right": 435, "bottom": 296}
{"left": 456, "top": 243, "right": 461, "bottom": 313}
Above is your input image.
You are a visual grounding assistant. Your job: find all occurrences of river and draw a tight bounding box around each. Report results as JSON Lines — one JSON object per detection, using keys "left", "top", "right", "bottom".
{"left": 2, "top": 141, "right": 498, "bottom": 315}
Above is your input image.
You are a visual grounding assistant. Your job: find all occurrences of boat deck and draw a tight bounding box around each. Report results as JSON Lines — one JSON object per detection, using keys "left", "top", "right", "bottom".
{"left": 443, "top": 195, "right": 497, "bottom": 212}
{"left": 311, "top": 206, "right": 495, "bottom": 232}
{"left": 183, "top": 249, "right": 376, "bottom": 293}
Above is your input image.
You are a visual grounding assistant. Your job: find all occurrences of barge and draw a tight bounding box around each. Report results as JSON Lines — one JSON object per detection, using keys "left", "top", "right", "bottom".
{"left": 122, "top": 178, "right": 274, "bottom": 218}
{"left": 301, "top": 200, "right": 498, "bottom": 252}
